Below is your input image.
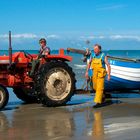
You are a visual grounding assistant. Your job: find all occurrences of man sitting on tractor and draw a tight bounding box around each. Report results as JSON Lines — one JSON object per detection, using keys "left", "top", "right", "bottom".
{"left": 29, "top": 38, "right": 50, "bottom": 77}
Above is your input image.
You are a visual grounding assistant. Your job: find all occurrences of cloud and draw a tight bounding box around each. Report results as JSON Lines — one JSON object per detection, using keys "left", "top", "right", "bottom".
{"left": 47, "top": 34, "right": 60, "bottom": 39}
{"left": 109, "top": 35, "right": 140, "bottom": 41}
{"left": 79, "top": 35, "right": 106, "bottom": 40}
{"left": 0, "top": 33, "right": 140, "bottom": 42}
{"left": 79, "top": 35, "right": 140, "bottom": 42}
{"left": 0, "top": 33, "right": 38, "bottom": 39}
{"left": 0, "top": 33, "right": 61, "bottom": 41}
{"left": 96, "top": 4, "right": 127, "bottom": 11}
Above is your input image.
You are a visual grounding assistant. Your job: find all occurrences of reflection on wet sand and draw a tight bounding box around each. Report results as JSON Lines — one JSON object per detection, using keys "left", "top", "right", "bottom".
{"left": 0, "top": 106, "right": 75, "bottom": 140}
{"left": 0, "top": 100, "right": 122, "bottom": 140}
{"left": 0, "top": 113, "right": 9, "bottom": 131}
{"left": 0, "top": 94, "right": 140, "bottom": 140}
{"left": 92, "top": 111, "right": 104, "bottom": 139}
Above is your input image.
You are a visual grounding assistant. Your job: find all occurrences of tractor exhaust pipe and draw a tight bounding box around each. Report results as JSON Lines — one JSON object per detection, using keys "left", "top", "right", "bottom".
{"left": 9, "top": 31, "right": 12, "bottom": 65}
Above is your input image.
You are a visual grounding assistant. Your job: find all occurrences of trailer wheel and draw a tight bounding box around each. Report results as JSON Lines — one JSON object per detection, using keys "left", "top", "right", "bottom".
{"left": 13, "top": 88, "right": 37, "bottom": 103}
{"left": 35, "top": 61, "right": 76, "bottom": 107}
{"left": 0, "top": 86, "right": 9, "bottom": 110}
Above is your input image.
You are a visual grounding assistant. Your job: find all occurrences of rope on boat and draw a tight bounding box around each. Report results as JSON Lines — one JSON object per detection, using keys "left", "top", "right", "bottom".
{"left": 107, "top": 55, "right": 140, "bottom": 62}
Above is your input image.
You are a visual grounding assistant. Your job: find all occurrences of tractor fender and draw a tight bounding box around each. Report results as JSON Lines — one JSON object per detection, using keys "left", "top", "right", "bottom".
{"left": 45, "top": 48, "right": 72, "bottom": 62}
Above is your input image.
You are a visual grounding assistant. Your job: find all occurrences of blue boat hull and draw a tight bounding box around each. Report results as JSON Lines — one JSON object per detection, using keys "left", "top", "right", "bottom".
{"left": 105, "top": 56, "right": 140, "bottom": 91}
{"left": 105, "top": 75, "right": 140, "bottom": 91}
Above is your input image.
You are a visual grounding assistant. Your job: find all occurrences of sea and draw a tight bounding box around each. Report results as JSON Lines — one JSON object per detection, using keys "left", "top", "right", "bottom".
{"left": 1, "top": 49, "right": 140, "bottom": 104}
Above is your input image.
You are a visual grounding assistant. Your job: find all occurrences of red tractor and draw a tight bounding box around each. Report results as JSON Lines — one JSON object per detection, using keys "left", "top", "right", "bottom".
{"left": 0, "top": 32, "right": 76, "bottom": 109}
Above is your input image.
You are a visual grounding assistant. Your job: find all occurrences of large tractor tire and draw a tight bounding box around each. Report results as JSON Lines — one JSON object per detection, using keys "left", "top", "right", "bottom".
{"left": 0, "top": 86, "right": 9, "bottom": 110}
{"left": 35, "top": 61, "right": 76, "bottom": 107}
{"left": 13, "top": 88, "right": 37, "bottom": 103}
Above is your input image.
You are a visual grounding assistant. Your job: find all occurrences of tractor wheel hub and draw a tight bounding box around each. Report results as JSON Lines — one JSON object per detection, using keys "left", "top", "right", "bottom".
{"left": 45, "top": 68, "right": 71, "bottom": 101}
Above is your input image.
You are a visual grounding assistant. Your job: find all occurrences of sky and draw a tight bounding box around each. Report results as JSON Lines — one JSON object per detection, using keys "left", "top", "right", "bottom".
{"left": 0, "top": 0, "right": 140, "bottom": 50}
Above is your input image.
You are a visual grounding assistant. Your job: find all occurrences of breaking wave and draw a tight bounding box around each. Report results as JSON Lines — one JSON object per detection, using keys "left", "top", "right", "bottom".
{"left": 74, "top": 64, "right": 87, "bottom": 69}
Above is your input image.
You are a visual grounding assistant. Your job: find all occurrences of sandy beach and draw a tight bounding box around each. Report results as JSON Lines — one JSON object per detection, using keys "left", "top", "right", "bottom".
{"left": 0, "top": 91, "right": 140, "bottom": 140}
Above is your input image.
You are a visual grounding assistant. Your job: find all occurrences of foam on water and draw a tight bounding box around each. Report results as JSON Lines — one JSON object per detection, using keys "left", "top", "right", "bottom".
{"left": 74, "top": 64, "right": 87, "bottom": 69}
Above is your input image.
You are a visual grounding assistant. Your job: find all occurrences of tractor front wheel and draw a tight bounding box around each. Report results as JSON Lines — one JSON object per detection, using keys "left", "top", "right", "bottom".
{"left": 0, "top": 86, "right": 9, "bottom": 110}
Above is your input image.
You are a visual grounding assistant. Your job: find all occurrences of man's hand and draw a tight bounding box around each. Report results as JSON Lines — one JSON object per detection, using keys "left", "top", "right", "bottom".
{"left": 85, "top": 48, "right": 90, "bottom": 56}
{"left": 107, "top": 75, "right": 111, "bottom": 81}
{"left": 105, "top": 56, "right": 111, "bottom": 81}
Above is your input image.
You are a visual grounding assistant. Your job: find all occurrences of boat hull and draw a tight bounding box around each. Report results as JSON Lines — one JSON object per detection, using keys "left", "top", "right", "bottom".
{"left": 105, "top": 57, "right": 140, "bottom": 91}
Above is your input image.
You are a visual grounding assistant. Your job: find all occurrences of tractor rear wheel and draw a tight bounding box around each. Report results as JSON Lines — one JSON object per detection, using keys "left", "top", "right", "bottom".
{"left": 35, "top": 61, "right": 76, "bottom": 107}
{"left": 0, "top": 86, "right": 9, "bottom": 110}
{"left": 13, "top": 88, "right": 37, "bottom": 103}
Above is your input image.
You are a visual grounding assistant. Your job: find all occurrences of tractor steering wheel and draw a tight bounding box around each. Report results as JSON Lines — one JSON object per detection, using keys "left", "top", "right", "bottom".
{"left": 22, "top": 51, "right": 33, "bottom": 60}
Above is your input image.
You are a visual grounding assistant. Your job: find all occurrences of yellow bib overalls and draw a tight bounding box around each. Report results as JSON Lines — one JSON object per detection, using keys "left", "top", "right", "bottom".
{"left": 91, "top": 53, "right": 107, "bottom": 104}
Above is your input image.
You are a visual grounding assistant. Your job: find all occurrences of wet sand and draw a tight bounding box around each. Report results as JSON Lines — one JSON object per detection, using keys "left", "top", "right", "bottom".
{"left": 1, "top": 92, "right": 140, "bottom": 140}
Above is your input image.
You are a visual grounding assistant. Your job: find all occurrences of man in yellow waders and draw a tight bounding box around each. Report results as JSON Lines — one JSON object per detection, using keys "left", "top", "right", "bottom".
{"left": 85, "top": 44, "right": 111, "bottom": 108}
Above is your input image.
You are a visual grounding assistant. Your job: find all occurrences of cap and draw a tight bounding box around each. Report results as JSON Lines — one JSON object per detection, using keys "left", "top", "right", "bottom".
{"left": 39, "top": 38, "right": 47, "bottom": 44}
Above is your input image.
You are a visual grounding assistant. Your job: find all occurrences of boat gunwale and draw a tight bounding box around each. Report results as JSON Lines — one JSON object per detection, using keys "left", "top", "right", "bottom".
{"left": 107, "top": 55, "right": 140, "bottom": 63}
